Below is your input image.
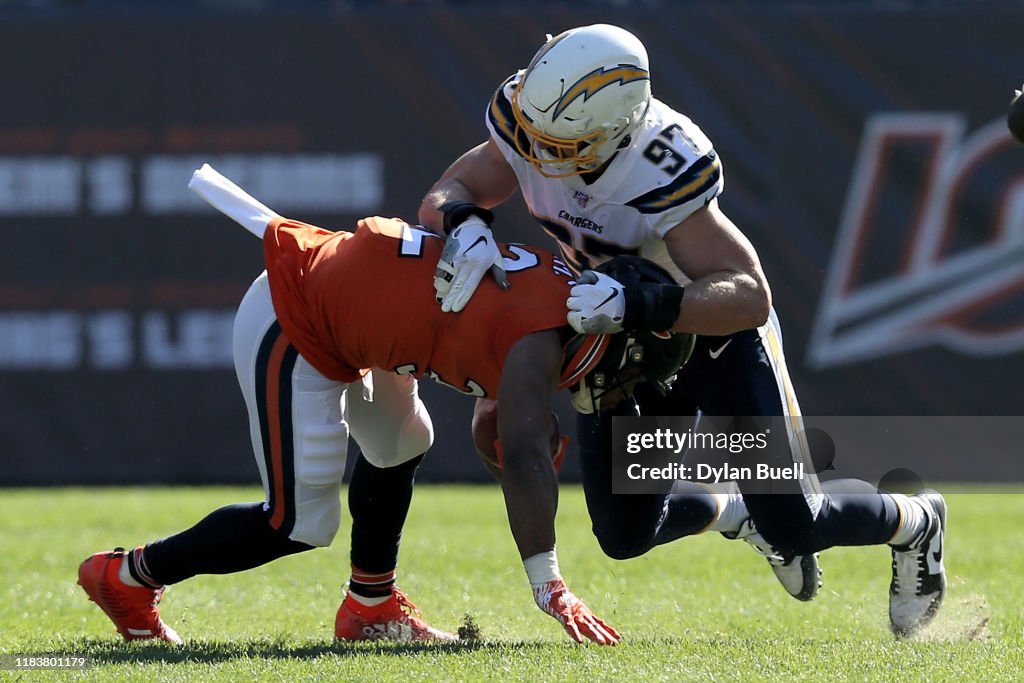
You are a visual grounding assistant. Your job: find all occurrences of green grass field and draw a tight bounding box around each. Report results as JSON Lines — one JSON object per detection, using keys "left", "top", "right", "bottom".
{"left": 2, "top": 485, "right": 1022, "bottom": 681}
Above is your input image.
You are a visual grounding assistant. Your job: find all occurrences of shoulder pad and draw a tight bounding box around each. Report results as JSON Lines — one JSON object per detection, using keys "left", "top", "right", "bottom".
{"left": 625, "top": 150, "right": 722, "bottom": 214}
{"left": 486, "top": 73, "right": 531, "bottom": 157}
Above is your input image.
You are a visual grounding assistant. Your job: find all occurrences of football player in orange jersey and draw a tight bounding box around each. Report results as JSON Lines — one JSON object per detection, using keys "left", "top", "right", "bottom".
{"left": 77, "top": 165, "right": 692, "bottom": 646}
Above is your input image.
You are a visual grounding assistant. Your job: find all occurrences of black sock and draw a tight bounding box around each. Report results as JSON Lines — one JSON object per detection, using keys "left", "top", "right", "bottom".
{"left": 347, "top": 453, "right": 424, "bottom": 597}
{"left": 140, "top": 502, "right": 314, "bottom": 585}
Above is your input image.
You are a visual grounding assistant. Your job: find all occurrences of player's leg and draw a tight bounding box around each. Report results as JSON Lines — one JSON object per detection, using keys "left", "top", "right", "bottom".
{"left": 346, "top": 452, "right": 423, "bottom": 600}
{"left": 79, "top": 272, "right": 347, "bottom": 641}
{"left": 137, "top": 313, "right": 345, "bottom": 580}
{"left": 337, "top": 370, "right": 454, "bottom": 641}
{"left": 693, "top": 312, "right": 945, "bottom": 630}
{"left": 576, "top": 396, "right": 723, "bottom": 561}
{"left": 694, "top": 318, "right": 904, "bottom": 552}
{"left": 677, "top": 322, "right": 829, "bottom": 600}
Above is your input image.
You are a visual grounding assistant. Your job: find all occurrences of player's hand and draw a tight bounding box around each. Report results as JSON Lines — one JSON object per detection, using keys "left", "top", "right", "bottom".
{"left": 532, "top": 578, "right": 621, "bottom": 645}
{"left": 434, "top": 217, "right": 509, "bottom": 313}
{"left": 567, "top": 270, "right": 626, "bottom": 334}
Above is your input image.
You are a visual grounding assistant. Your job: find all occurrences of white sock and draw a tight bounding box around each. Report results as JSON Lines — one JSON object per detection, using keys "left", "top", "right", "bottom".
{"left": 888, "top": 494, "right": 928, "bottom": 547}
{"left": 118, "top": 556, "right": 144, "bottom": 587}
{"left": 348, "top": 592, "right": 391, "bottom": 607}
{"left": 701, "top": 482, "right": 748, "bottom": 534}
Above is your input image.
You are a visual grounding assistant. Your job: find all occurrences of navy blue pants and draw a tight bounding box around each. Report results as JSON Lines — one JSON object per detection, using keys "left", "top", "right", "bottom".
{"left": 578, "top": 323, "right": 900, "bottom": 559}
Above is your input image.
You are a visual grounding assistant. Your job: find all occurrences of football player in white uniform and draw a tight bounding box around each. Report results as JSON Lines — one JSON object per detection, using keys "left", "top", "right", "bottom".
{"left": 421, "top": 24, "right": 946, "bottom": 637}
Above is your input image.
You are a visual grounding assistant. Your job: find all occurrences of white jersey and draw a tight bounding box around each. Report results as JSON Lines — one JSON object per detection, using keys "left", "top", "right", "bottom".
{"left": 485, "top": 74, "right": 724, "bottom": 283}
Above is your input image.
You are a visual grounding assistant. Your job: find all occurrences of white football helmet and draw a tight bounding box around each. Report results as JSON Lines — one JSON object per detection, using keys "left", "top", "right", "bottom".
{"left": 511, "top": 24, "right": 651, "bottom": 178}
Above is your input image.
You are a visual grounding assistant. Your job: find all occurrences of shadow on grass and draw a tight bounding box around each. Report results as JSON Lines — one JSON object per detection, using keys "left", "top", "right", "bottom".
{"left": 46, "top": 637, "right": 550, "bottom": 665}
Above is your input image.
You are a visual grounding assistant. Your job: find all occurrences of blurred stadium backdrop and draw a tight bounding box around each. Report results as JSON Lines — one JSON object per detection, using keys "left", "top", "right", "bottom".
{"left": 1, "top": 0, "right": 1022, "bottom": 485}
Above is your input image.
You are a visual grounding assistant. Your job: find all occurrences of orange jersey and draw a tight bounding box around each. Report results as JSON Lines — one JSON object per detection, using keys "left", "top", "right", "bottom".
{"left": 262, "top": 216, "right": 575, "bottom": 397}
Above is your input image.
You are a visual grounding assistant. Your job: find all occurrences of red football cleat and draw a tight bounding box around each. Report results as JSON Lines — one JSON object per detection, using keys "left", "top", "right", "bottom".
{"left": 77, "top": 548, "right": 182, "bottom": 644}
{"left": 335, "top": 588, "right": 457, "bottom": 642}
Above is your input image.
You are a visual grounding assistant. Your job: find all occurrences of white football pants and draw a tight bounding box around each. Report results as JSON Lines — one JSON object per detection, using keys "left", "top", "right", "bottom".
{"left": 232, "top": 271, "right": 434, "bottom": 547}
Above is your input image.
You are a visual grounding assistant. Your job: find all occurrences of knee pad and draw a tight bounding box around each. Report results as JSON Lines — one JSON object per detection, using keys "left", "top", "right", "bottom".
{"left": 359, "top": 400, "right": 434, "bottom": 468}
{"left": 290, "top": 485, "right": 342, "bottom": 547}
{"left": 397, "top": 405, "right": 434, "bottom": 462}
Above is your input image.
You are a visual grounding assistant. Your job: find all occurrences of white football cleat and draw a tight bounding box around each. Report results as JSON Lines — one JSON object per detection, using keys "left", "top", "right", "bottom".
{"left": 889, "top": 489, "right": 946, "bottom": 638}
{"left": 726, "top": 518, "right": 822, "bottom": 601}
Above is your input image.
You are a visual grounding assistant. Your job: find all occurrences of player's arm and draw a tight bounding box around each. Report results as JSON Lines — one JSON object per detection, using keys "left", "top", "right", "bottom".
{"left": 420, "top": 140, "right": 521, "bottom": 312}
{"left": 418, "top": 139, "right": 520, "bottom": 233}
{"left": 661, "top": 198, "right": 772, "bottom": 335}
{"left": 497, "top": 330, "right": 561, "bottom": 560}
{"left": 568, "top": 198, "right": 771, "bottom": 336}
{"left": 497, "top": 330, "right": 620, "bottom": 646}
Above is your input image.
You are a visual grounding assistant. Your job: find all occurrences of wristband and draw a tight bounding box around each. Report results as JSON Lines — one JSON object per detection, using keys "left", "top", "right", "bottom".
{"left": 523, "top": 550, "right": 561, "bottom": 586}
{"left": 622, "top": 283, "right": 685, "bottom": 332}
{"left": 439, "top": 200, "right": 495, "bottom": 235}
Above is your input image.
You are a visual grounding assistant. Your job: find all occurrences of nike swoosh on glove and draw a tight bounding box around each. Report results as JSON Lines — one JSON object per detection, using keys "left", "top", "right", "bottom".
{"left": 566, "top": 270, "right": 626, "bottom": 334}
{"left": 532, "top": 578, "right": 621, "bottom": 645}
{"left": 434, "top": 217, "right": 509, "bottom": 313}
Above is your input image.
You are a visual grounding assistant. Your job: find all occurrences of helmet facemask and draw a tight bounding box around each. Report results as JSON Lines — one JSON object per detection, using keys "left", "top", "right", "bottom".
{"left": 509, "top": 24, "right": 652, "bottom": 178}
{"left": 569, "top": 336, "right": 647, "bottom": 414}
{"left": 511, "top": 85, "right": 614, "bottom": 178}
{"left": 562, "top": 254, "right": 698, "bottom": 414}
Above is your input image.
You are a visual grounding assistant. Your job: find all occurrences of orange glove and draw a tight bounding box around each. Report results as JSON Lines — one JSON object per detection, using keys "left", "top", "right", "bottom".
{"left": 532, "top": 578, "right": 621, "bottom": 645}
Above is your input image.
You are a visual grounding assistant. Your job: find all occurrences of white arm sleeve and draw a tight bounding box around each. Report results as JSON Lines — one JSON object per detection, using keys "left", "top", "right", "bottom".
{"left": 187, "top": 163, "right": 280, "bottom": 238}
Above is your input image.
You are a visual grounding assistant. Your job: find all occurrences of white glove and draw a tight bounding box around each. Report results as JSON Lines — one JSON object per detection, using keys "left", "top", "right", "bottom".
{"left": 567, "top": 270, "right": 626, "bottom": 334}
{"left": 434, "top": 217, "right": 509, "bottom": 313}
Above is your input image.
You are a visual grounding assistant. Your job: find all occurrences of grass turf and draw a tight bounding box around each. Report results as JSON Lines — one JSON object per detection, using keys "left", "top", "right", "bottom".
{"left": 1, "top": 485, "right": 1021, "bottom": 681}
